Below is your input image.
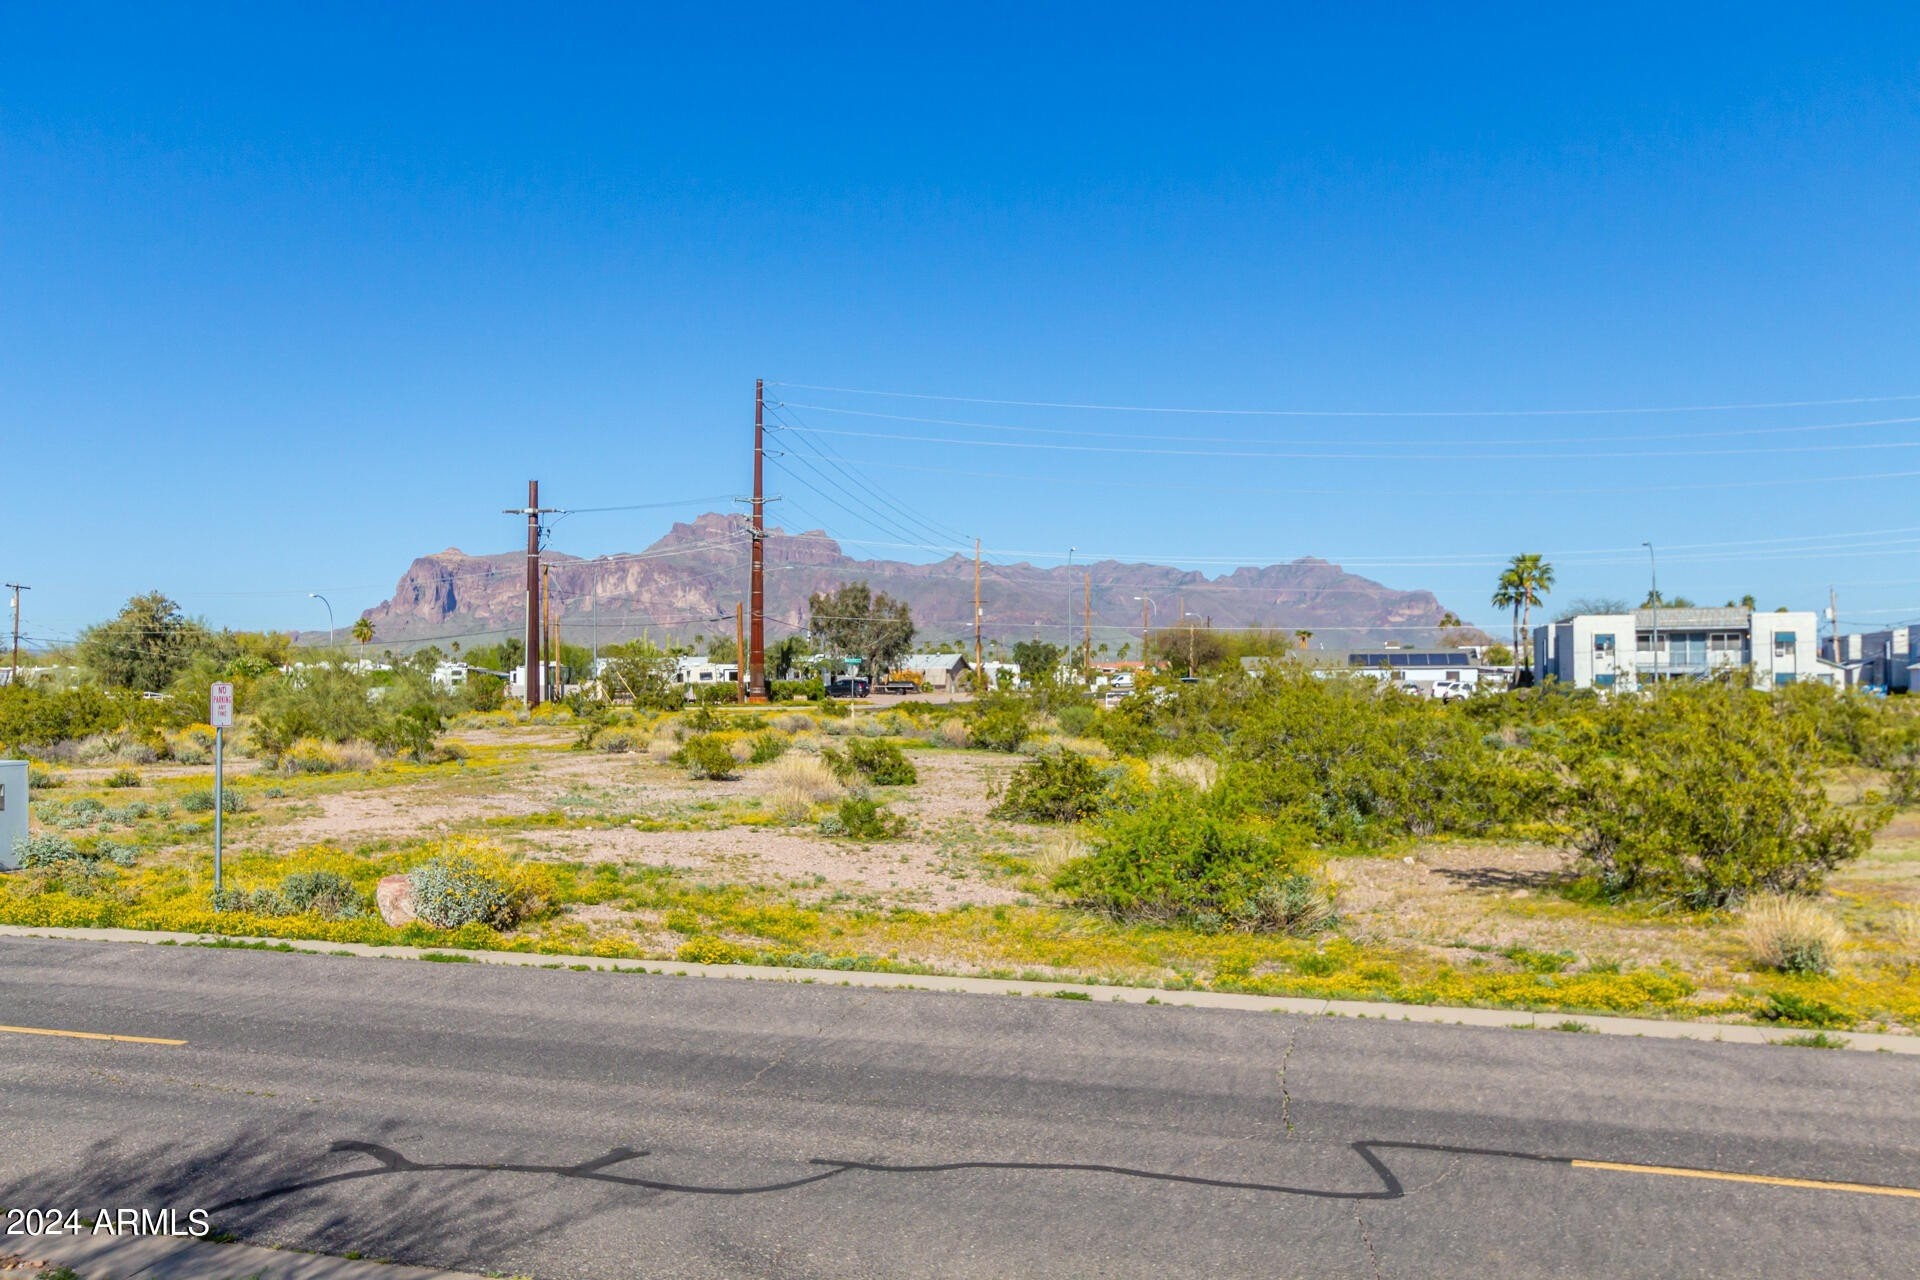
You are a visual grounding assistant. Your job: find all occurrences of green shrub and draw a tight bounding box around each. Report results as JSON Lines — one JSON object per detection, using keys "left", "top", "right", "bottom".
{"left": 674, "top": 734, "right": 739, "bottom": 781}
{"left": 1054, "top": 784, "right": 1330, "bottom": 934}
{"left": 822, "top": 737, "right": 917, "bottom": 786}
{"left": 15, "top": 832, "right": 85, "bottom": 867}
{"left": 990, "top": 749, "right": 1110, "bottom": 823}
{"left": 820, "top": 795, "right": 908, "bottom": 841}
{"left": 1754, "top": 991, "right": 1850, "bottom": 1029}
{"left": 748, "top": 732, "right": 790, "bottom": 764}
{"left": 180, "top": 788, "right": 247, "bottom": 814}
{"left": 104, "top": 768, "right": 143, "bottom": 789}
{"left": 408, "top": 852, "right": 546, "bottom": 930}
{"left": 279, "top": 869, "right": 366, "bottom": 920}
{"left": 1055, "top": 701, "right": 1098, "bottom": 738}
{"left": 969, "top": 695, "right": 1031, "bottom": 752}
{"left": 1560, "top": 683, "right": 1881, "bottom": 908}
{"left": 211, "top": 886, "right": 293, "bottom": 915}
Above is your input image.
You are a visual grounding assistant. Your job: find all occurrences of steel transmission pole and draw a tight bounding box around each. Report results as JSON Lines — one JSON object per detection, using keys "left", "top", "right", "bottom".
{"left": 5, "top": 584, "right": 26, "bottom": 684}
{"left": 748, "top": 379, "right": 769, "bottom": 701}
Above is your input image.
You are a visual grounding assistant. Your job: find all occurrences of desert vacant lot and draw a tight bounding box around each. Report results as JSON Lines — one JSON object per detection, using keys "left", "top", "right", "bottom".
{"left": 7, "top": 698, "right": 1918, "bottom": 1036}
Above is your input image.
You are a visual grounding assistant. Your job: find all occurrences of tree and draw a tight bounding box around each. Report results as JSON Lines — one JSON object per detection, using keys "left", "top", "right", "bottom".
{"left": 1294, "top": 629, "right": 1313, "bottom": 650}
{"left": 767, "top": 634, "right": 809, "bottom": 682}
{"left": 1498, "top": 554, "right": 1555, "bottom": 664}
{"left": 1490, "top": 571, "right": 1524, "bottom": 665}
{"left": 1012, "top": 640, "right": 1064, "bottom": 685}
{"left": 596, "top": 639, "right": 681, "bottom": 710}
{"left": 807, "top": 582, "right": 914, "bottom": 677}
{"left": 705, "top": 635, "right": 738, "bottom": 664}
{"left": 1485, "top": 643, "right": 1516, "bottom": 667}
{"left": 351, "top": 617, "right": 375, "bottom": 647}
{"left": 1554, "top": 597, "right": 1629, "bottom": 623}
{"left": 77, "top": 592, "right": 210, "bottom": 692}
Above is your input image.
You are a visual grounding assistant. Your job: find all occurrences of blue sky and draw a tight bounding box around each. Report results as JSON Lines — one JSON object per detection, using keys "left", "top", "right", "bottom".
{"left": 5, "top": 5, "right": 1919, "bottom": 645}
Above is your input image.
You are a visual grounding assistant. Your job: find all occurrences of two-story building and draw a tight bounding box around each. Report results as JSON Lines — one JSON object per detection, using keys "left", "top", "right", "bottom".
{"left": 1826, "top": 625, "right": 1919, "bottom": 693}
{"left": 1533, "top": 607, "right": 1840, "bottom": 691}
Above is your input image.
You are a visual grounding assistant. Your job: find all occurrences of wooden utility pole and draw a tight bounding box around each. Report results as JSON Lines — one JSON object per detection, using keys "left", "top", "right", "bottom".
{"left": 504, "top": 482, "right": 558, "bottom": 707}
{"left": 1083, "top": 573, "right": 1093, "bottom": 670}
{"left": 5, "top": 583, "right": 25, "bottom": 684}
{"left": 1140, "top": 596, "right": 1150, "bottom": 668}
{"left": 1829, "top": 585, "right": 1840, "bottom": 669}
{"left": 542, "top": 562, "right": 554, "bottom": 700}
{"left": 747, "top": 379, "right": 769, "bottom": 701}
{"left": 736, "top": 601, "right": 747, "bottom": 704}
{"left": 973, "top": 539, "right": 984, "bottom": 693}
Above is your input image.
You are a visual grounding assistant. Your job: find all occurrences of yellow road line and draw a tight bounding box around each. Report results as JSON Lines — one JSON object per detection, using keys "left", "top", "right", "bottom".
{"left": 0, "top": 1023, "right": 186, "bottom": 1047}
{"left": 1574, "top": 1159, "right": 1920, "bottom": 1200}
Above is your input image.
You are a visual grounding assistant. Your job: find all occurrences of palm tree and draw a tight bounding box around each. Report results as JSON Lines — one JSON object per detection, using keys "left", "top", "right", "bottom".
{"left": 350, "top": 616, "right": 374, "bottom": 647}
{"left": 1491, "top": 570, "right": 1524, "bottom": 663}
{"left": 1294, "top": 629, "right": 1313, "bottom": 650}
{"left": 1502, "top": 554, "right": 1555, "bottom": 665}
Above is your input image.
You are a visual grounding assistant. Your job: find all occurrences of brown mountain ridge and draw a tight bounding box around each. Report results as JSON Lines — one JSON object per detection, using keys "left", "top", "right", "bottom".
{"left": 359, "top": 513, "right": 1457, "bottom": 651}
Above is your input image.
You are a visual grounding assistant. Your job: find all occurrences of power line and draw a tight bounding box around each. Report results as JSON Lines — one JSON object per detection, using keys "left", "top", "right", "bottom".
{"left": 776, "top": 401, "right": 1920, "bottom": 447}
{"left": 768, "top": 381, "right": 1920, "bottom": 419}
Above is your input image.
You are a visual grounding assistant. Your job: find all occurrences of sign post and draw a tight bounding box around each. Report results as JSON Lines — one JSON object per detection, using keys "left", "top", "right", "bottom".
{"left": 209, "top": 683, "right": 234, "bottom": 901}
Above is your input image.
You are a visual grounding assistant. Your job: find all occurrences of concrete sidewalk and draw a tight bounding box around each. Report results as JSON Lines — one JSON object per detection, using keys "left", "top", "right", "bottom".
{"left": 5, "top": 1232, "right": 491, "bottom": 1279}
{"left": 3, "top": 922, "right": 1914, "bottom": 1054}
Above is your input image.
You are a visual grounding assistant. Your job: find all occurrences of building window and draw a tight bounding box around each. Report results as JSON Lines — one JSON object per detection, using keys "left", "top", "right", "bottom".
{"left": 1776, "top": 673, "right": 1797, "bottom": 686}
{"left": 1636, "top": 633, "right": 1655, "bottom": 653}
{"left": 1774, "top": 633, "right": 1796, "bottom": 659}
{"left": 1709, "top": 632, "right": 1742, "bottom": 653}
{"left": 1594, "top": 634, "right": 1615, "bottom": 655}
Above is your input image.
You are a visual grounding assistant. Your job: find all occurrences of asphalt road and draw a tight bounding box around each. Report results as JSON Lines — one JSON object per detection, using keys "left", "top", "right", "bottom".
{"left": 2, "top": 939, "right": 1917, "bottom": 1279}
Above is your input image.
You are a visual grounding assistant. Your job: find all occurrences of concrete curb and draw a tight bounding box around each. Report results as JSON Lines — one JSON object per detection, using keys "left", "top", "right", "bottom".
{"left": 7, "top": 1230, "right": 488, "bottom": 1278}
{"left": 3, "top": 923, "right": 1914, "bottom": 1054}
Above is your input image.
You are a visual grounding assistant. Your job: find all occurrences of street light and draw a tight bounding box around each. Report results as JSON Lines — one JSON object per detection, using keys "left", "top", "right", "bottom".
{"left": 1641, "top": 543, "right": 1658, "bottom": 687}
{"left": 308, "top": 593, "right": 335, "bottom": 648}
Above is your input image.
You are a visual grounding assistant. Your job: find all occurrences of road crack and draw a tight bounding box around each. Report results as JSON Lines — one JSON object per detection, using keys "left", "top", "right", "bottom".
{"left": 1352, "top": 1203, "right": 1384, "bottom": 1280}
{"left": 1276, "top": 1020, "right": 1303, "bottom": 1137}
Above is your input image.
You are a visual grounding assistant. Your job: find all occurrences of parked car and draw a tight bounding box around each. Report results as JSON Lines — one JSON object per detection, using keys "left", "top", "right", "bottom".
{"left": 826, "top": 677, "right": 871, "bottom": 697}
{"left": 1429, "top": 679, "right": 1472, "bottom": 703}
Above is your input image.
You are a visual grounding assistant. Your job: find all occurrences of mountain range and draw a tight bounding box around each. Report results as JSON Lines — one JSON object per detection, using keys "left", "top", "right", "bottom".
{"left": 356, "top": 513, "right": 1461, "bottom": 653}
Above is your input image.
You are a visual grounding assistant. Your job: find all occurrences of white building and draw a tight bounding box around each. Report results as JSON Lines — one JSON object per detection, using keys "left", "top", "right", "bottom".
{"left": 897, "top": 653, "right": 973, "bottom": 692}
{"left": 671, "top": 656, "right": 739, "bottom": 690}
{"left": 1826, "top": 625, "right": 1918, "bottom": 693}
{"left": 1534, "top": 607, "right": 1840, "bottom": 691}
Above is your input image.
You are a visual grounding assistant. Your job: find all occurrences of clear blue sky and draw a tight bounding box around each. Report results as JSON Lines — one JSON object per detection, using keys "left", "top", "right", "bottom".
{"left": 5, "top": 5, "right": 1919, "bottom": 645}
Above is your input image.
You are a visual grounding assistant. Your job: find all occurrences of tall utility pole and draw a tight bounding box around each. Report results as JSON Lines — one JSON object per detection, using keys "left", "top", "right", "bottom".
{"left": 973, "top": 539, "right": 984, "bottom": 692}
{"left": 1829, "top": 586, "right": 1840, "bottom": 669}
{"left": 505, "top": 482, "right": 558, "bottom": 707}
{"left": 736, "top": 601, "right": 747, "bottom": 704}
{"left": 1083, "top": 573, "right": 1093, "bottom": 670}
{"left": 747, "top": 379, "right": 769, "bottom": 701}
{"left": 5, "top": 583, "right": 26, "bottom": 683}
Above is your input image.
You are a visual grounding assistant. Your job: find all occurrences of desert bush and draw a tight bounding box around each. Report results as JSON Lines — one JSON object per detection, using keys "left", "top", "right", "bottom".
{"left": 1892, "top": 907, "right": 1920, "bottom": 959}
{"left": 15, "top": 832, "right": 84, "bottom": 867}
{"left": 822, "top": 737, "right": 918, "bottom": 787}
{"left": 675, "top": 734, "right": 739, "bottom": 781}
{"left": 211, "top": 886, "right": 293, "bottom": 915}
{"left": 677, "top": 936, "right": 754, "bottom": 964}
{"left": 27, "top": 763, "right": 68, "bottom": 789}
{"left": 991, "top": 749, "right": 1110, "bottom": 823}
{"left": 766, "top": 753, "right": 844, "bottom": 803}
{"left": 934, "top": 718, "right": 971, "bottom": 748}
{"left": 748, "top": 732, "right": 789, "bottom": 764}
{"left": 180, "top": 788, "right": 247, "bottom": 814}
{"left": 820, "top": 795, "right": 908, "bottom": 841}
{"left": 773, "top": 712, "right": 816, "bottom": 733}
{"left": 1742, "top": 896, "right": 1846, "bottom": 974}
{"left": 1054, "top": 783, "right": 1326, "bottom": 933}
{"left": 407, "top": 844, "right": 553, "bottom": 930}
{"left": 727, "top": 737, "right": 755, "bottom": 763}
{"left": 278, "top": 869, "right": 366, "bottom": 920}
{"left": 1150, "top": 755, "right": 1219, "bottom": 791}
{"left": 0, "top": 683, "right": 124, "bottom": 750}
{"left": 1031, "top": 830, "right": 1089, "bottom": 878}
{"left": 646, "top": 728, "right": 681, "bottom": 762}
{"left": 1055, "top": 702, "right": 1098, "bottom": 738}
{"left": 104, "top": 768, "right": 142, "bottom": 789}
{"left": 969, "top": 695, "right": 1031, "bottom": 753}
{"left": 1560, "top": 683, "right": 1881, "bottom": 908}
{"left": 277, "top": 736, "right": 376, "bottom": 775}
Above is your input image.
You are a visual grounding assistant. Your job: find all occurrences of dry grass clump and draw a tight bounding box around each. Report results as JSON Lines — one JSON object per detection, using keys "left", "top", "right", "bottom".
{"left": 766, "top": 753, "right": 845, "bottom": 804}
{"left": 935, "top": 718, "right": 971, "bottom": 748}
{"left": 790, "top": 731, "right": 823, "bottom": 754}
{"left": 774, "top": 712, "right": 816, "bottom": 733}
{"left": 1892, "top": 906, "right": 1920, "bottom": 959}
{"left": 277, "top": 737, "right": 381, "bottom": 775}
{"left": 1151, "top": 755, "right": 1219, "bottom": 791}
{"left": 646, "top": 729, "right": 681, "bottom": 762}
{"left": 728, "top": 737, "right": 755, "bottom": 763}
{"left": 1053, "top": 735, "right": 1113, "bottom": 760}
{"left": 1030, "top": 830, "right": 1090, "bottom": 880}
{"left": 1742, "top": 895, "right": 1846, "bottom": 975}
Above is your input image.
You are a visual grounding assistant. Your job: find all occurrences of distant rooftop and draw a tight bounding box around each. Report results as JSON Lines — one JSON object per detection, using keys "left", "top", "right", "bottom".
{"left": 1631, "top": 607, "right": 1752, "bottom": 628}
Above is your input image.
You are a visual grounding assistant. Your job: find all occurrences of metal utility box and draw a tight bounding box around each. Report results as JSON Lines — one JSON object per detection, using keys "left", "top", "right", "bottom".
{"left": 0, "top": 760, "right": 26, "bottom": 870}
